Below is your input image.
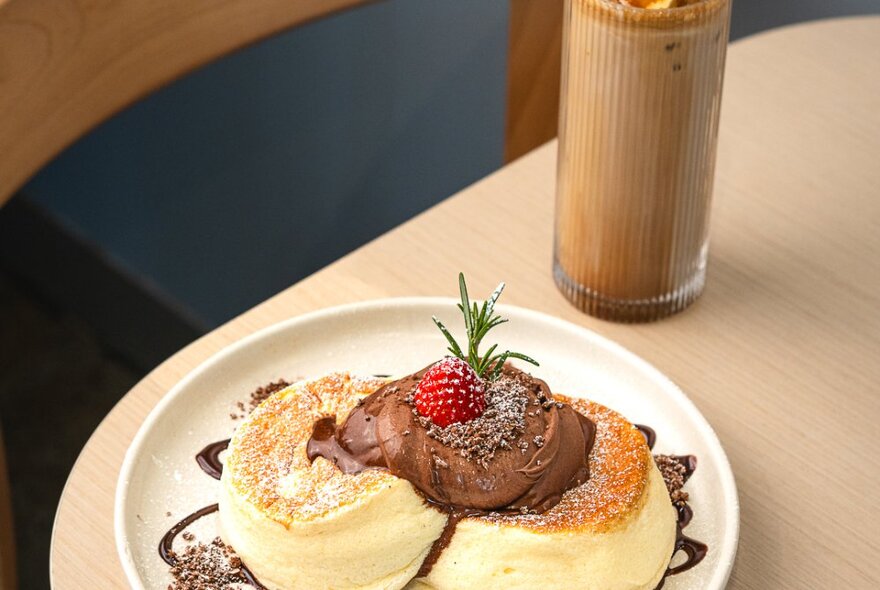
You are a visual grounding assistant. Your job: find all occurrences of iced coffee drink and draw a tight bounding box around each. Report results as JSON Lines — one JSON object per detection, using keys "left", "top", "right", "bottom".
{"left": 554, "top": 0, "right": 731, "bottom": 322}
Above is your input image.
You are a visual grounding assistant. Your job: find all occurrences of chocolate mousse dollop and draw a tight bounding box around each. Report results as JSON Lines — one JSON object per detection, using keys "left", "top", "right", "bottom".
{"left": 307, "top": 366, "right": 596, "bottom": 513}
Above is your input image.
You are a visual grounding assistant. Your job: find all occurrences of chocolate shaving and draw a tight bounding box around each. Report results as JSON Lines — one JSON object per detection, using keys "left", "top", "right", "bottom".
{"left": 654, "top": 454, "right": 690, "bottom": 505}
{"left": 417, "top": 374, "right": 530, "bottom": 468}
{"left": 167, "top": 537, "right": 248, "bottom": 590}
{"left": 247, "top": 379, "right": 291, "bottom": 413}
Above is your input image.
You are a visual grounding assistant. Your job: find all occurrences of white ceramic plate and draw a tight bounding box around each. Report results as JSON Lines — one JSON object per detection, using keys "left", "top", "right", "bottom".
{"left": 116, "top": 298, "right": 739, "bottom": 589}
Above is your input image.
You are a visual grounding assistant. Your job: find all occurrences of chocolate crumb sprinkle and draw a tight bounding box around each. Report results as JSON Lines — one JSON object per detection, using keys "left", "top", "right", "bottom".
{"left": 247, "top": 379, "right": 291, "bottom": 414}
{"left": 418, "top": 374, "right": 530, "bottom": 468}
{"left": 167, "top": 537, "right": 252, "bottom": 590}
{"left": 654, "top": 454, "right": 689, "bottom": 505}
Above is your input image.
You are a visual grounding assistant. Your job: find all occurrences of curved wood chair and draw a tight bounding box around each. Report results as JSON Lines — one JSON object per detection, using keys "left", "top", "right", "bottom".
{"left": 0, "top": 2, "right": 563, "bottom": 587}
{"left": 0, "top": 0, "right": 561, "bottom": 208}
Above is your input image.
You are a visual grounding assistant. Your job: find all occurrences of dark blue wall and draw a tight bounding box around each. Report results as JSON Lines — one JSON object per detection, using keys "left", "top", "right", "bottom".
{"left": 23, "top": 0, "right": 879, "bottom": 327}
{"left": 25, "top": 0, "right": 509, "bottom": 326}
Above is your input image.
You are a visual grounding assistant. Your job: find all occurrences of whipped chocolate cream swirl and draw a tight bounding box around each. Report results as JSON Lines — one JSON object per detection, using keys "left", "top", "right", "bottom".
{"left": 307, "top": 366, "right": 596, "bottom": 513}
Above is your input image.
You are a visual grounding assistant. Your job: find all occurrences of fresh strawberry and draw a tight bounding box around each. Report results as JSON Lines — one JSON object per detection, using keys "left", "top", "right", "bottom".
{"left": 413, "top": 356, "right": 486, "bottom": 427}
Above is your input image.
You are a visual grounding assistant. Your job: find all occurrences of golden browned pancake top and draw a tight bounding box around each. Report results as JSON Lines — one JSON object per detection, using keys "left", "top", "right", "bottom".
{"left": 226, "top": 375, "right": 650, "bottom": 533}
{"left": 224, "top": 373, "right": 395, "bottom": 526}
{"left": 478, "top": 395, "right": 651, "bottom": 533}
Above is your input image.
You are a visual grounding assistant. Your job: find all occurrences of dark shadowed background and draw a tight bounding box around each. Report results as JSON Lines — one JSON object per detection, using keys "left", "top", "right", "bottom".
{"left": 1, "top": 1, "right": 878, "bottom": 588}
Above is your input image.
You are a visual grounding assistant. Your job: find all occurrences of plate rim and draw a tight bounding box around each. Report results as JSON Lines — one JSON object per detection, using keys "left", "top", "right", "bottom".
{"left": 115, "top": 296, "right": 739, "bottom": 589}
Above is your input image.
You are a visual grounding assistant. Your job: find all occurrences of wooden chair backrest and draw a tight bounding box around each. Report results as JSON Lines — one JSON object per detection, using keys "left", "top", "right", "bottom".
{"left": 0, "top": 0, "right": 561, "bottom": 207}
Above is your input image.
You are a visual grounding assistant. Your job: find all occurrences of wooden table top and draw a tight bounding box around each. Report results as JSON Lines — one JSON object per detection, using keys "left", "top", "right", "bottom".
{"left": 51, "top": 16, "right": 880, "bottom": 589}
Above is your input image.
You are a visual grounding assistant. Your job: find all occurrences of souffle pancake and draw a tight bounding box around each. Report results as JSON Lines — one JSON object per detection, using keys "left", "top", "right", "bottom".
{"left": 210, "top": 275, "right": 701, "bottom": 590}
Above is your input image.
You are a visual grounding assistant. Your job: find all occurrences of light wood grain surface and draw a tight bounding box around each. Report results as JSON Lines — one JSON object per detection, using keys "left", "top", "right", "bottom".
{"left": 50, "top": 17, "right": 880, "bottom": 589}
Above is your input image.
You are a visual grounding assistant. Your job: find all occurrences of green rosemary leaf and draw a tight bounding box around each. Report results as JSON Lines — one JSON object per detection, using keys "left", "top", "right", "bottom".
{"left": 473, "top": 317, "right": 506, "bottom": 349}
{"left": 478, "top": 300, "right": 489, "bottom": 328}
{"left": 458, "top": 273, "right": 472, "bottom": 336}
{"left": 433, "top": 274, "right": 538, "bottom": 381}
{"left": 490, "top": 351, "right": 512, "bottom": 380}
{"left": 432, "top": 316, "right": 464, "bottom": 360}
{"left": 485, "top": 282, "right": 505, "bottom": 318}
{"left": 471, "top": 302, "right": 480, "bottom": 346}
{"left": 483, "top": 351, "right": 502, "bottom": 367}
{"left": 476, "top": 343, "right": 499, "bottom": 376}
{"left": 503, "top": 352, "right": 540, "bottom": 367}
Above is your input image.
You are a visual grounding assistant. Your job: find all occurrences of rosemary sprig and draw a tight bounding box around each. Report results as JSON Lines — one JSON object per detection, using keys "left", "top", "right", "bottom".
{"left": 432, "top": 273, "right": 539, "bottom": 380}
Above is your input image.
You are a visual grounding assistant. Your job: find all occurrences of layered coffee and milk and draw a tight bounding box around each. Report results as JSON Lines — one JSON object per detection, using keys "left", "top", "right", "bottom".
{"left": 554, "top": 0, "right": 731, "bottom": 321}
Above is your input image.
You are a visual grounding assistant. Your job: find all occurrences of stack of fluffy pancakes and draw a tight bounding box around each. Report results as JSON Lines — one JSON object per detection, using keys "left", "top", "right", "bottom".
{"left": 219, "top": 373, "right": 676, "bottom": 590}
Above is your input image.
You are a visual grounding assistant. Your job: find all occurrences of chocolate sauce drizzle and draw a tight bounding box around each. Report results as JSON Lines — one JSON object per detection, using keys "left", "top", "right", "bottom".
{"left": 159, "top": 413, "right": 705, "bottom": 589}
{"left": 158, "top": 438, "right": 267, "bottom": 589}
{"left": 159, "top": 503, "right": 220, "bottom": 565}
{"left": 635, "top": 424, "right": 709, "bottom": 588}
{"left": 158, "top": 502, "right": 266, "bottom": 589}
{"left": 635, "top": 423, "right": 657, "bottom": 450}
{"left": 416, "top": 424, "right": 707, "bottom": 582}
{"left": 195, "top": 439, "right": 229, "bottom": 481}
{"left": 417, "top": 507, "right": 484, "bottom": 578}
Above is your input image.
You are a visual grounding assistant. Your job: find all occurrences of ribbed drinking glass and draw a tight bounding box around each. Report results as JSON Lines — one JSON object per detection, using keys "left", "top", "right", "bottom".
{"left": 554, "top": 0, "right": 732, "bottom": 322}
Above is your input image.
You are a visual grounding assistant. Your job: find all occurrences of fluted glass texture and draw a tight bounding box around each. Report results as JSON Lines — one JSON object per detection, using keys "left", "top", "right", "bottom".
{"left": 554, "top": 0, "right": 731, "bottom": 322}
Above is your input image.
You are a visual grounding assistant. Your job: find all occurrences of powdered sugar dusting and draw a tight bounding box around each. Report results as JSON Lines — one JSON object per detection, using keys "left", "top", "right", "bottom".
{"left": 224, "top": 373, "right": 396, "bottom": 525}
{"left": 479, "top": 395, "right": 650, "bottom": 532}
{"left": 412, "top": 357, "right": 486, "bottom": 427}
{"left": 415, "top": 373, "right": 530, "bottom": 468}
{"left": 226, "top": 376, "right": 650, "bottom": 533}
{"left": 166, "top": 537, "right": 249, "bottom": 590}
